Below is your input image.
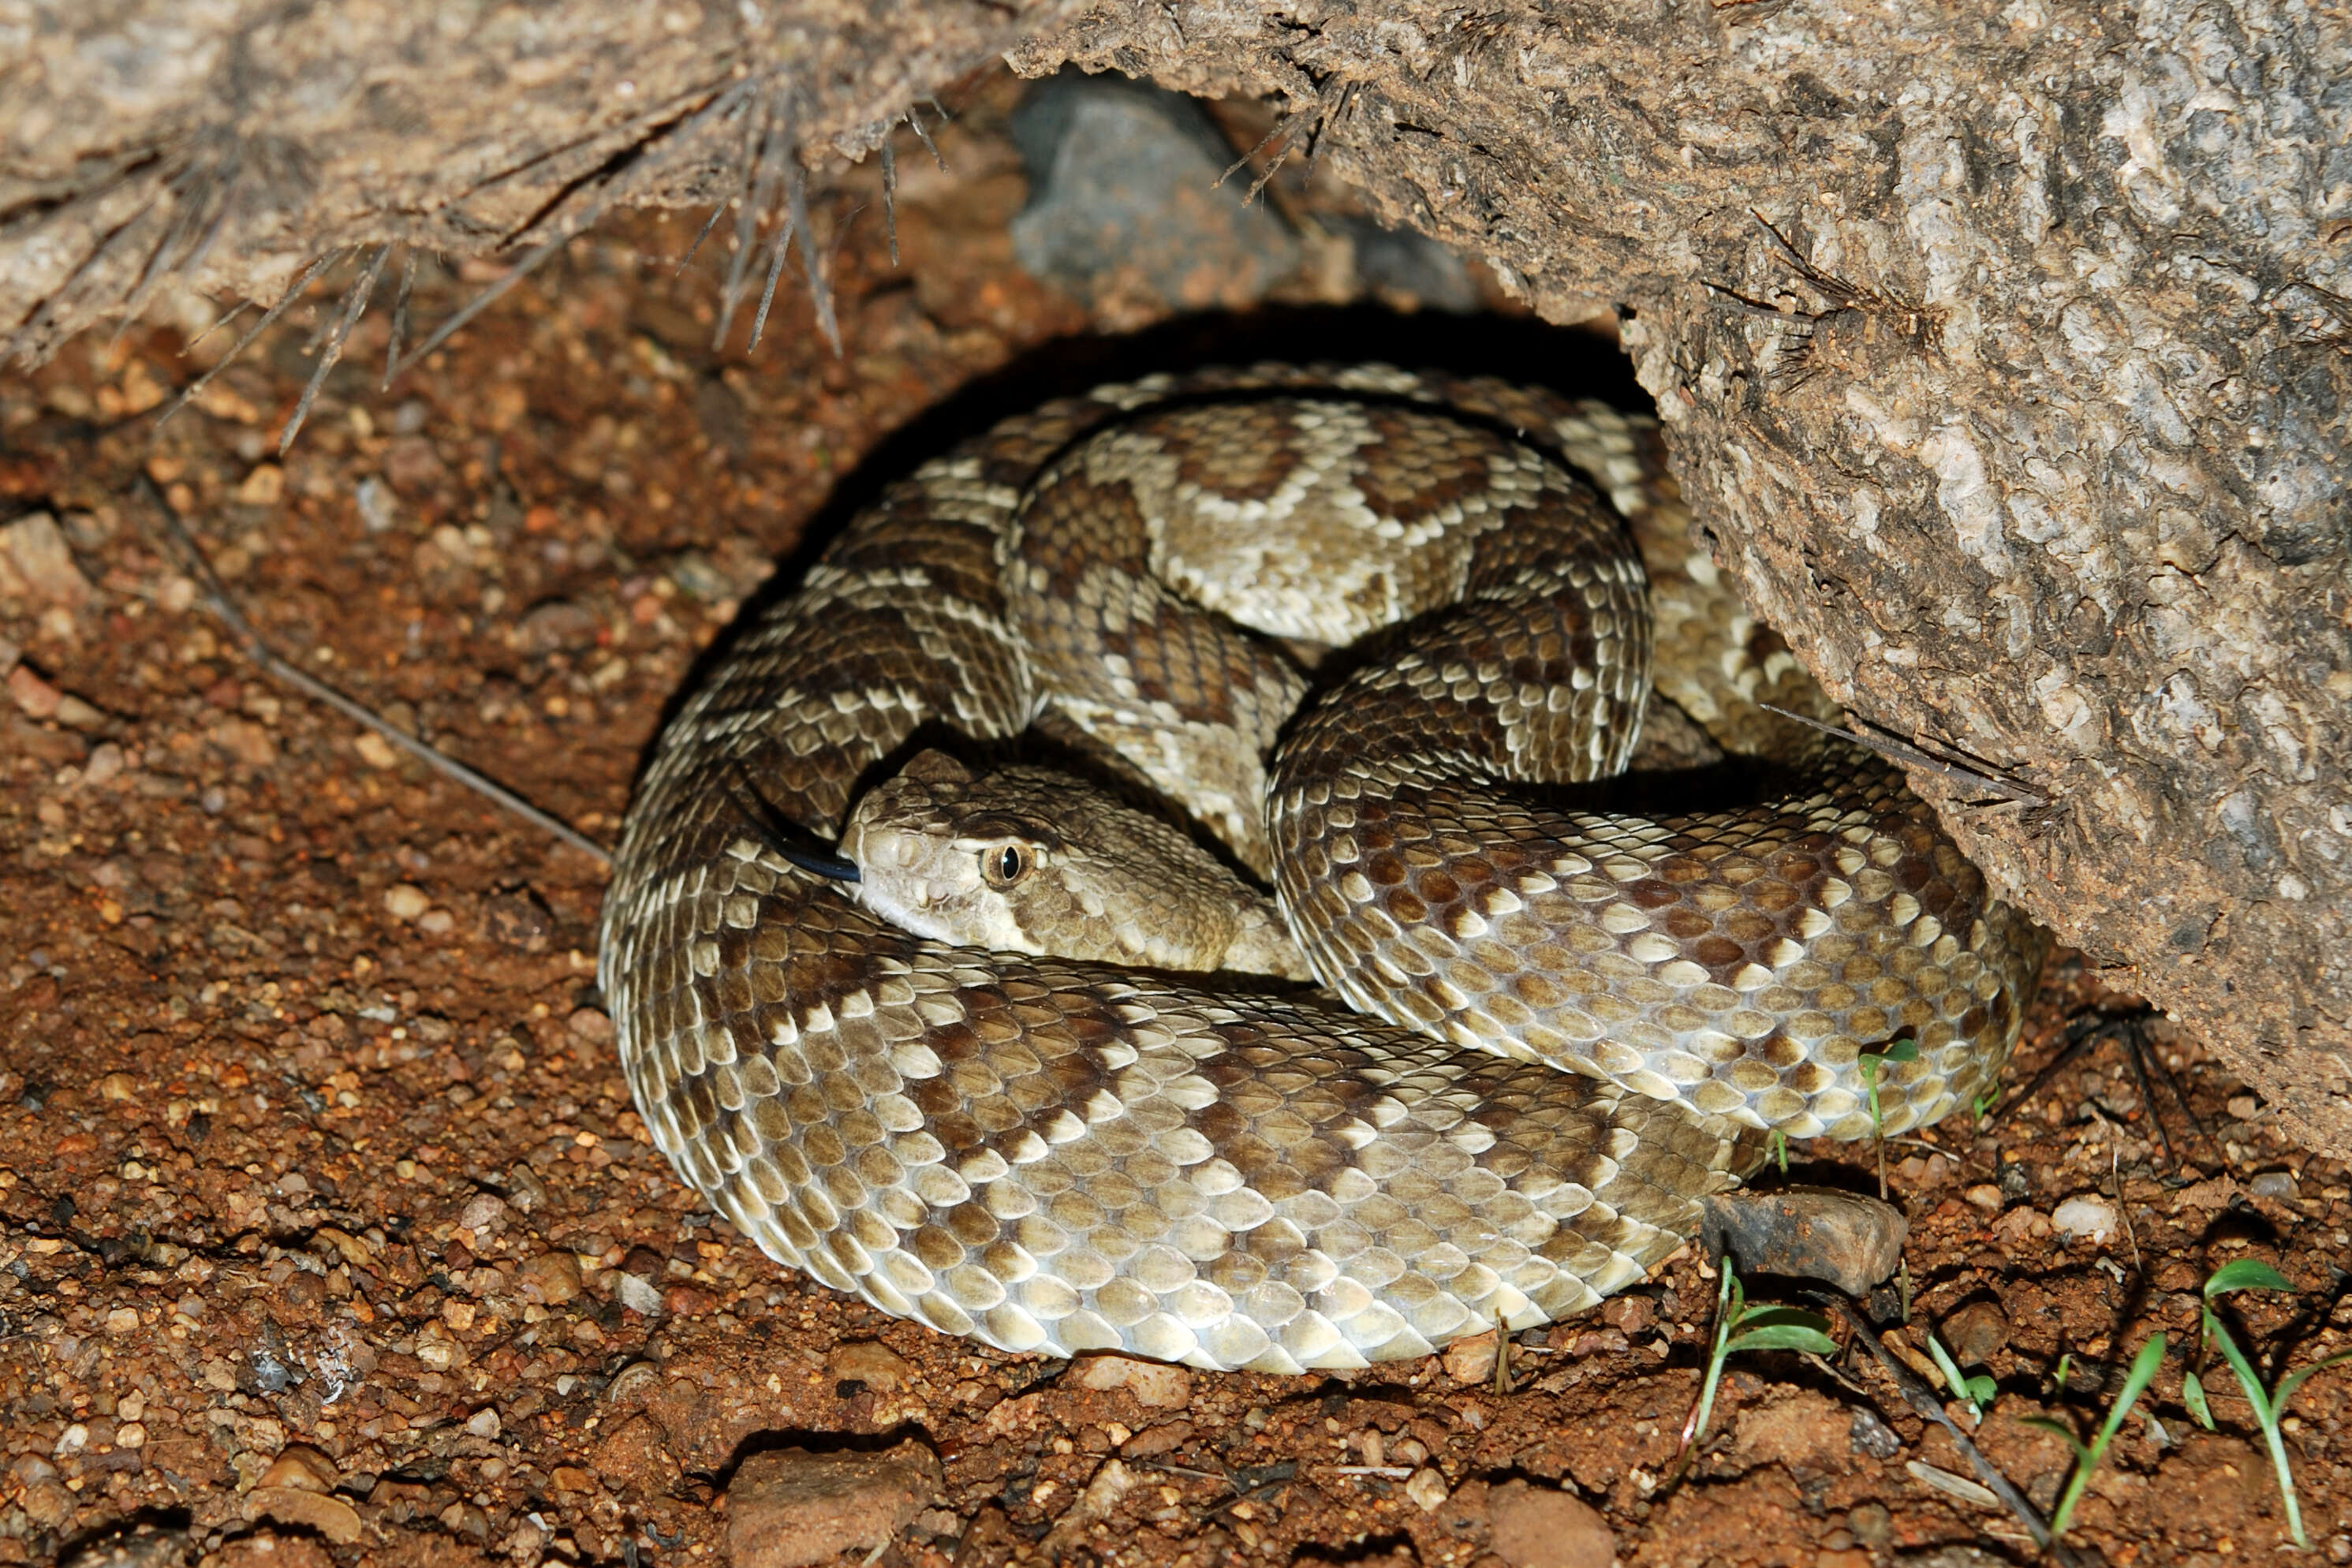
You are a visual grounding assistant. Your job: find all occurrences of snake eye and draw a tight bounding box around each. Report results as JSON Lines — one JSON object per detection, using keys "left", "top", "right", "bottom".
{"left": 980, "top": 843, "right": 1031, "bottom": 889}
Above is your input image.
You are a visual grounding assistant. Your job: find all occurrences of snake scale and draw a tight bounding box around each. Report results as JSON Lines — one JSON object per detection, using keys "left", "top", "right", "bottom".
{"left": 600, "top": 365, "right": 2046, "bottom": 1373}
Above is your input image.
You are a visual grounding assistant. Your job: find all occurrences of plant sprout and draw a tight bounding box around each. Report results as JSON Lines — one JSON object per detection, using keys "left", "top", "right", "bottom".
{"left": 1677, "top": 1260, "right": 1838, "bottom": 1467}
{"left": 1923, "top": 1331, "right": 1997, "bottom": 1424}
{"left": 2182, "top": 1259, "right": 2352, "bottom": 1550}
{"left": 1857, "top": 1036, "right": 1918, "bottom": 1197}
{"left": 2021, "top": 1335, "right": 2166, "bottom": 1540}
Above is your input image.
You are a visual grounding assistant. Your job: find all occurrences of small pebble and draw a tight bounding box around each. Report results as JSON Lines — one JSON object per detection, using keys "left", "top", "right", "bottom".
{"left": 1441, "top": 1329, "right": 1499, "bottom": 1384}
{"left": 1404, "top": 1468, "right": 1450, "bottom": 1513}
{"left": 2248, "top": 1170, "right": 2300, "bottom": 1200}
{"left": 1484, "top": 1478, "right": 1616, "bottom": 1566}
{"left": 7, "top": 663, "right": 62, "bottom": 719}
{"left": 611, "top": 1271, "right": 664, "bottom": 1316}
{"left": 245, "top": 1487, "right": 364, "bottom": 1545}
{"left": 520, "top": 1251, "right": 584, "bottom": 1305}
{"left": 1073, "top": 1353, "right": 1192, "bottom": 1409}
{"left": 2051, "top": 1194, "right": 2120, "bottom": 1244}
{"left": 383, "top": 884, "right": 430, "bottom": 920}
{"left": 2, "top": 513, "right": 93, "bottom": 607}
{"left": 1849, "top": 1407, "right": 1902, "bottom": 1459}
{"left": 256, "top": 1444, "right": 339, "bottom": 1494}
{"left": 1962, "top": 1183, "right": 2005, "bottom": 1212}
{"left": 828, "top": 1340, "right": 914, "bottom": 1394}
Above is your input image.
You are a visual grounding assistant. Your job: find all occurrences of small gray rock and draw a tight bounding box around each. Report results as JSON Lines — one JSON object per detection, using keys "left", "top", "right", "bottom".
{"left": 1701, "top": 1186, "right": 1909, "bottom": 1296}
{"left": 1849, "top": 1406, "right": 1902, "bottom": 1459}
{"left": 1009, "top": 71, "right": 1298, "bottom": 314}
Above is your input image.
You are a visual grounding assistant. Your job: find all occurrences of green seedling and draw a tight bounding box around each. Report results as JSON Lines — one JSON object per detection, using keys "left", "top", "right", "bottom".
{"left": 2181, "top": 1259, "right": 2352, "bottom": 1550}
{"left": 2052, "top": 1351, "right": 2074, "bottom": 1392}
{"left": 1971, "top": 1088, "right": 1997, "bottom": 1127}
{"left": 1768, "top": 1127, "right": 1790, "bottom": 1174}
{"left": 1857, "top": 1036, "right": 1918, "bottom": 1197}
{"left": 2022, "top": 1334, "right": 2166, "bottom": 1540}
{"left": 1675, "top": 1260, "right": 1838, "bottom": 1469}
{"left": 1923, "top": 1331, "right": 1998, "bottom": 1423}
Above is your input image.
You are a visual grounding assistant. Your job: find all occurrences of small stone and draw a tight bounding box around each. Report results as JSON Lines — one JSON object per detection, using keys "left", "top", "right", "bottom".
{"left": 1847, "top": 1501, "right": 1893, "bottom": 1546}
{"left": 416, "top": 907, "right": 456, "bottom": 935}
{"left": 829, "top": 1340, "right": 914, "bottom": 1394}
{"left": 207, "top": 715, "right": 277, "bottom": 768}
{"left": 611, "top": 1270, "right": 664, "bottom": 1316}
{"left": 459, "top": 1193, "right": 510, "bottom": 1234}
{"left": 1939, "top": 1301, "right": 2009, "bottom": 1366}
{"left": 1485, "top": 1478, "right": 1616, "bottom": 1567}
{"left": 83, "top": 741, "right": 125, "bottom": 785}
{"left": 1405, "top": 1467, "right": 1450, "bottom": 1512}
{"left": 2051, "top": 1195, "right": 2119, "bottom": 1244}
{"left": 1600, "top": 1295, "right": 1656, "bottom": 1335}
{"left": 236, "top": 464, "right": 286, "bottom": 506}
{"left": 1849, "top": 1407, "right": 1902, "bottom": 1459}
{"left": 245, "top": 1487, "right": 364, "bottom": 1544}
{"left": 8, "top": 662, "right": 62, "bottom": 719}
{"left": 1072, "top": 1353, "right": 1192, "bottom": 1409}
{"left": 2249, "top": 1170, "right": 2300, "bottom": 1201}
{"left": 354, "top": 732, "right": 400, "bottom": 769}
{"left": 1442, "top": 1329, "right": 1499, "bottom": 1384}
{"left": 465, "top": 1408, "right": 502, "bottom": 1439}
{"left": 2, "top": 513, "right": 92, "bottom": 607}
{"left": 1120, "top": 1421, "right": 1193, "bottom": 1458}
{"left": 568, "top": 1006, "right": 616, "bottom": 1043}
{"left": 17, "top": 1480, "right": 74, "bottom": 1531}
{"left": 521, "top": 1251, "right": 584, "bottom": 1304}
{"left": 383, "top": 883, "right": 430, "bottom": 920}
{"left": 439, "top": 1500, "right": 491, "bottom": 1540}
{"left": 1701, "top": 1186, "right": 1909, "bottom": 1295}
{"left": 1962, "top": 1183, "right": 2004, "bottom": 1212}
{"left": 55, "top": 1423, "right": 88, "bottom": 1456}
{"left": 256, "top": 1444, "right": 339, "bottom": 1494}
{"left": 2227, "top": 1093, "right": 2260, "bottom": 1119}
{"left": 114, "top": 1421, "right": 147, "bottom": 1449}
{"left": 726, "top": 1441, "right": 941, "bottom": 1568}
{"left": 1041, "top": 1458, "right": 1137, "bottom": 1552}
{"left": 97, "top": 1073, "right": 137, "bottom": 1103}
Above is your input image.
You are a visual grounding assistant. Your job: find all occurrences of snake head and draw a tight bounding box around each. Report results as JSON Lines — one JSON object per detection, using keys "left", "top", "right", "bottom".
{"left": 838, "top": 748, "right": 1310, "bottom": 980}
{"left": 838, "top": 749, "right": 1060, "bottom": 954}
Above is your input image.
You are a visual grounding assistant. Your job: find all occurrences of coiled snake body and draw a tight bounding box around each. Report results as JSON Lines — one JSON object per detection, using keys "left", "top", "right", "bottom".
{"left": 601, "top": 366, "right": 2044, "bottom": 1372}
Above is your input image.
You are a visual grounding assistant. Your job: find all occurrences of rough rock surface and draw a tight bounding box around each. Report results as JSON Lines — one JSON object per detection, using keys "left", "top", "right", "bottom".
{"left": 1485, "top": 1478, "right": 1618, "bottom": 1568}
{"left": 725, "top": 1440, "right": 942, "bottom": 1568}
{"left": 2, "top": 0, "right": 2344, "bottom": 1151}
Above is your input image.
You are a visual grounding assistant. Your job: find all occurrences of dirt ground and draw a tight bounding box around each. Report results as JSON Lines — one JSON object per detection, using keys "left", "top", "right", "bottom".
{"left": 3, "top": 74, "right": 2350, "bottom": 1568}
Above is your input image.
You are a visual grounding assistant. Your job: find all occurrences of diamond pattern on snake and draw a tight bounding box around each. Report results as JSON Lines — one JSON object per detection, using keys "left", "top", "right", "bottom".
{"left": 600, "top": 364, "right": 2047, "bottom": 1373}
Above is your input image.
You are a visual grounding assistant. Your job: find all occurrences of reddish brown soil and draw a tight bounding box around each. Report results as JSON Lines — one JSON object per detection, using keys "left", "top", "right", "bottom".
{"left": 3, "top": 78, "right": 2348, "bottom": 1568}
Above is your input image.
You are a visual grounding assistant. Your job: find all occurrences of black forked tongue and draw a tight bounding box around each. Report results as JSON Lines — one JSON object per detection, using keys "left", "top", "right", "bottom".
{"left": 726, "top": 757, "right": 861, "bottom": 883}
{"left": 778, "top": 842, "right": 861, "bottom": 883}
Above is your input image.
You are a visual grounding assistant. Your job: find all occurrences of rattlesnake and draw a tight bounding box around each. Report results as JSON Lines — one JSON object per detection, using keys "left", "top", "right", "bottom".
{"left": 599, "top": 365, "right": 2045, "bottom": 1373}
